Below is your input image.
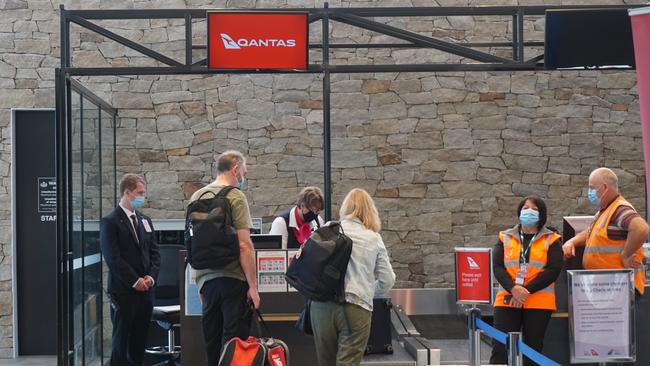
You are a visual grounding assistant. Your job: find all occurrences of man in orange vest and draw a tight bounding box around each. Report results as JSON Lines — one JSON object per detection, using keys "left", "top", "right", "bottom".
{"left": 563, "top": 167, "right": 648, "bottom": 297}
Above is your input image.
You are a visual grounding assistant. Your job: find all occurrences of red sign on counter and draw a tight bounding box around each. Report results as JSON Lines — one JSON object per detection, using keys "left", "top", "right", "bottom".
{"left": 455, "top": 248, "right": 493, "bottom": 304}
{"left": 207, "top": 12, "right": 308, "bottom": 69}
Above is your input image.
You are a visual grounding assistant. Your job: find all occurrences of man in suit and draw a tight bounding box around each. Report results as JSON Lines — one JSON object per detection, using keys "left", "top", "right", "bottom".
{"left": 100, "top": 173, "right": 160, "bottom": 366}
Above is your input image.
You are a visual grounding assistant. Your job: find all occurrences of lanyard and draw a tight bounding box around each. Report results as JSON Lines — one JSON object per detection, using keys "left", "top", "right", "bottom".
{"left": 518, "top": 230, "right": 535, "bottom": 264}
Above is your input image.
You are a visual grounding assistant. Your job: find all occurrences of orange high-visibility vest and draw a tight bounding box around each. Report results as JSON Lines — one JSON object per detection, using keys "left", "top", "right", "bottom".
{"left": 584, "top": 195, "right": 645, "bottom": 294}
{"left": 494, "top": 226, "right": 561, "bottom": 310}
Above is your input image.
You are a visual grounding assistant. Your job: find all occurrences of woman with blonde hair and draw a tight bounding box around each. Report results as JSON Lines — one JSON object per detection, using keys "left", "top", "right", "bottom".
{"left": 310, "top": 188, "right": 395, "bottom": 366}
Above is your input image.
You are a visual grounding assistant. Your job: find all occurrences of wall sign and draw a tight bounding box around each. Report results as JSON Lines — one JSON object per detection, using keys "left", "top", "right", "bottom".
{"left": 207, "top": 12, "right": 308, "bottom": 69}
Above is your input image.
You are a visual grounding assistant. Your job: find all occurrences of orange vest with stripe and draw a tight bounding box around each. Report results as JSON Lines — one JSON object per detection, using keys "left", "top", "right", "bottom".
{"left": 584, "top": 195, "right": 645, "bottom": 294}
{"left": 494, "top": 226, "right": 561, "bottom": 310}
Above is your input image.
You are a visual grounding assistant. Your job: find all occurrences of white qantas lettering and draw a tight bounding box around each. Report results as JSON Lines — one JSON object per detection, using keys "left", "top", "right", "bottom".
{"left": 220, "top": 33, "right": 296, "bottom": 49}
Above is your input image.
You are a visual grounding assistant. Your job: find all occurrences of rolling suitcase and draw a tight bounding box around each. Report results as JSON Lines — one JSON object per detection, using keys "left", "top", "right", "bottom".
{"left": 365, "top": 298, "right": 393, "bottom": 354}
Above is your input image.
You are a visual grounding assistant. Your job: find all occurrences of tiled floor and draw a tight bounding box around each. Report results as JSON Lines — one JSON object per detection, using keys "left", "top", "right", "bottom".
{"left": 0, "top": 357, "right": 56, "bottom": 366}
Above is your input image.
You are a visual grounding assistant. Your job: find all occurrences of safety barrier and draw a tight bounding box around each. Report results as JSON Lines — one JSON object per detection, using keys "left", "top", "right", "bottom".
{"left": 466, "top": 307, "right": 561, "bottom": 366}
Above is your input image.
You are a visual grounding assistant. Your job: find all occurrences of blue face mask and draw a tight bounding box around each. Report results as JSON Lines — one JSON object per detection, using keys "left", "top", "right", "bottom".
{"left": 519, "top": 208, "right": 539, "bottom": 228}
{"left": 588, "top": 188, "right": 600, "bottom": 206}
{"left": 131, "top": 196, "right": 145, "bottom": 209}
{"left": 236, "top": 176, "right": 246, "bottom": 190}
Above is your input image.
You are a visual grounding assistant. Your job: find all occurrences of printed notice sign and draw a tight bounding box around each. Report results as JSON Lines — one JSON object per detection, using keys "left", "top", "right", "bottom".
{"left": 257, "top": 250, "right": 288, "bottom": 293}
{"left": 287, "top": 250, "right": 299, "bottom": 292}
{"left": 185, "top": 266, "right": 201, "bottom": 316}
{"left": 38, "top": 177, "right": 56, "bottom": 213}
{"left": 569, "top": 270, "right": 634, "bottom": 363}
{"left": 455, "top": 248, "right": 493, "bottom": 304}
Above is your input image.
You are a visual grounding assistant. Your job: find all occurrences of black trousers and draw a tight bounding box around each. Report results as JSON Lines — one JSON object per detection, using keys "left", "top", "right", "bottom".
{"left": 109, "top": 291, "right": 153, "bottom": 366}
{"left": 201, "top": 277, "right": 251, "bottom": 366}
{"left": 489, "top": 306, "right": 552, "bottom": 366}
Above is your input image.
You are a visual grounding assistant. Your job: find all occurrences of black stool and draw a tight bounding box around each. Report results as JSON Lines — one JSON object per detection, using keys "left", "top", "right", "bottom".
{"left": 146, "top": 244, "right": 184, "bottom": 366}
{"left": 147, "top": 305, "right": 181, "bottom": 366}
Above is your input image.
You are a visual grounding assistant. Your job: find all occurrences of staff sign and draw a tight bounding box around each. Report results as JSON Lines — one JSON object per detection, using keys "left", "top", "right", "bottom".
{"left": 207, "top": 12, "right": 308, "bottom": 70}
{"left": 455, "top": 248, "right": 493, "bottom": 304}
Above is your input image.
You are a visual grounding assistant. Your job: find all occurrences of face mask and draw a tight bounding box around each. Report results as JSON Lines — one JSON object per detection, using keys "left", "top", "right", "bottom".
{"left": 131, "top": 196, "right": 145, "bottom": 209}
{"left": 587, "top": 189, "right": 599, "bottom": 206}
{"left": 519, "top": 208, "right": 539, "bottom": 228}
{"left": 588, "top": 186, "right": 601, "bottom": 206}
{"left": 303, "top": 210, "right": 318, "bottom": 223}
{"left": 236, "top": 176, "right": 246, "bottom": 190}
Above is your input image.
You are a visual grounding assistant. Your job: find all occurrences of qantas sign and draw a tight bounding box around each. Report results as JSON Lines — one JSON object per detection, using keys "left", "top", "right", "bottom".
{"left": 208, "top": 12, "right": 308, "bottom": 69}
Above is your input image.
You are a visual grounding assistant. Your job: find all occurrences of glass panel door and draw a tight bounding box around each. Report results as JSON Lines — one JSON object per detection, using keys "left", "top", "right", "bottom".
{"left": 65, "top": 81, "right": 117, "bottom": 366}
{"left": 81, "top": 97, "right": 102, "bottom": 366}
{"left": 100, "top": 109, "right": 116, "bottom": 365}
{"left": 70, "top": 88, "right": 83, "bottom": 366}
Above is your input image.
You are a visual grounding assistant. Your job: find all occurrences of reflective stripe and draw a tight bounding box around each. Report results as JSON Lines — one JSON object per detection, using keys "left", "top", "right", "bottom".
{"left": 545, "top": 236, "right": 550, "bottom": 250}
{"left": 528, "top": 260, "right": 546, "bottom": 269}
{"left": 584, "top": 245, "right": 625, "bottom": 254}
{"left": 504, "top": 260, "right": 519, "bottom": 268}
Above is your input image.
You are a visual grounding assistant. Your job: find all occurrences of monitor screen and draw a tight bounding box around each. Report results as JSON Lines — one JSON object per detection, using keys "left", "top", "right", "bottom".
{"left": 562, "top": 215, "right": 594, "bottom": 241}
{"left": 251, "top": 234, "right": 282, "bottom": 250}
{"left": 545, "top": 9, "right": 635, "bottom": 69}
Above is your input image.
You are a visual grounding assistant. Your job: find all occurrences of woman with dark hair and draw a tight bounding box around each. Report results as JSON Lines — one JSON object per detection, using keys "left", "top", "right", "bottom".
{"left": 490, "top": 196, "right": 563, "bottom": 366}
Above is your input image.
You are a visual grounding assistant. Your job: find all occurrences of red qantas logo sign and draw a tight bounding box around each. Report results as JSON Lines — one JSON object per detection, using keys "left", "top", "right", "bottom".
{"left": 208, "top": 12, "right": 308, "bottom": 69}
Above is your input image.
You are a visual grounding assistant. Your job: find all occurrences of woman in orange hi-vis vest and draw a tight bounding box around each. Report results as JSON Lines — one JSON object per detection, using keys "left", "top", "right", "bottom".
{"left": 490, "top": 196, "right": 563, "bottom": 366}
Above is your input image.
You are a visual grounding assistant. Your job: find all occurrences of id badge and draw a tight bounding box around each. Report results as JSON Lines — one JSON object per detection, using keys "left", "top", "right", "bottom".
{"left": 515, "top": 263, "right": 528, "bottom": 285}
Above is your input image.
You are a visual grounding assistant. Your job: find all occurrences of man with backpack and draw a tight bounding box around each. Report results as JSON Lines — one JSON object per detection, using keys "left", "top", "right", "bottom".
{"left": 187, "top": 150, "right": 260, "bottom": 366}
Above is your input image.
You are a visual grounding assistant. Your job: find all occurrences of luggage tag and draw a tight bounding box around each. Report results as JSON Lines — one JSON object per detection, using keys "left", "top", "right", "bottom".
{"left": 515, "top": 263, "right": 528, "bottom": 285}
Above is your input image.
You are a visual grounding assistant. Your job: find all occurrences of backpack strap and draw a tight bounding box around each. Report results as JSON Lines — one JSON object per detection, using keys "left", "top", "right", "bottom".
{"left": 195, "top": 185, "right": 238, "bottom": 201}
{"left": 216, "top": 185, "right": 237, "bottom": 198}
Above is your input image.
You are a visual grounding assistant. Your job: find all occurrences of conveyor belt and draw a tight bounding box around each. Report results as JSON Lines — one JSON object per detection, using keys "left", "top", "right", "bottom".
{"left": 362, "top": 340, "right": 417, "bottom": 366}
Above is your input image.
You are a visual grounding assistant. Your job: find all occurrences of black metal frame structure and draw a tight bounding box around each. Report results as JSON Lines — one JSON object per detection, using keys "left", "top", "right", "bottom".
{"left": 55, "top": 4, "right": 638, "bottom": 365}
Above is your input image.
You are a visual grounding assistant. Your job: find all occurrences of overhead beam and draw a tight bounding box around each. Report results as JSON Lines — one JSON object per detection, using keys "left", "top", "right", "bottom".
{"left": 331, "top": 13, "right": 515, "bottom": 64}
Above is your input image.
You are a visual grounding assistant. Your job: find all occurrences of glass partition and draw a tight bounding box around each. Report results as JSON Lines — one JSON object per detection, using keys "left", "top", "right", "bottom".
{"left": 68, "top": 83, "right": 117, "bottom": 366}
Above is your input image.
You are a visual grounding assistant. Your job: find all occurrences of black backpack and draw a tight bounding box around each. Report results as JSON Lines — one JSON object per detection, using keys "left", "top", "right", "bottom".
{"left": 185, "top": 186, "right": 239, "bottom": 270}
{"left": 285, "top": 222, "right": 353, "bottom": 302}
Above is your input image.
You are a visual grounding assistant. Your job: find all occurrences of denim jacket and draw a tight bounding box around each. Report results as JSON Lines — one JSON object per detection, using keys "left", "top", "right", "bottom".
{"left": 341, "top": 218, "right": 396, "bottom": 311}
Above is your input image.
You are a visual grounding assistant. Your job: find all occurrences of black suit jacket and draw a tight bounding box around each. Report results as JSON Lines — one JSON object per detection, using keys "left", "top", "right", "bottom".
{"left": 100, "top": 206, "right": 161, "bottom": 294}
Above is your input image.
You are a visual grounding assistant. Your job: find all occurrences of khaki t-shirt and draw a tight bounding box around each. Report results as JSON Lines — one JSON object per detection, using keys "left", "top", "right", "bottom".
{"left": 189, "top": 183, "right": 253, "bottom": 290}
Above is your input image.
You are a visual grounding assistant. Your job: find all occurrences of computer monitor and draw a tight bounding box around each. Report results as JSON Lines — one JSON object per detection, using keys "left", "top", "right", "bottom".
{"left": 545, "top": 9, "right": 635, "bottom": 70}
{"left": 562, "top": 215, "right": 594, "bottom": 269}
{"left": 251, "top": 234, "right": 282, "bottom": 250}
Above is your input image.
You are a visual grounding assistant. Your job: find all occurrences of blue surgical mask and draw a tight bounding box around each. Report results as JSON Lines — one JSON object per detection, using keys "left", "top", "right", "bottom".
{"left": 588, "top": 187, "right": 600, "bottom": 206}
{"left": 131, "top": 196, "right": 145, "bottom": 209}
{"left": 519, "top": 208, "right": 539, "bottom": 228}
{"left": 236, "top": 176, "right": 246, "bottom": 190}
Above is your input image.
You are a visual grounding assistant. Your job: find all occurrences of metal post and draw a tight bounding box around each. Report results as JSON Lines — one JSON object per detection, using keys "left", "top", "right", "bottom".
{"left": 185, "top": 13, "right": 192, "bottom": 66}
{"left": 322, "top": 2, "right": 332, "bottom": 221}
{"left": 168, "top": 329, "right": 175, "bottom": 353}
{"left": 467, "top": 306, "right": 482, "bottom": 366}
{"left": 508, "top": 332, "right": 523, "bottom": 366}
{"left": 516, "top": 9, "right": 525, "bottom": 63}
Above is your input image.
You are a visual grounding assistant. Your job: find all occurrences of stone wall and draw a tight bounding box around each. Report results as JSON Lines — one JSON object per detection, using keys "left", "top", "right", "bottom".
{"left": 0, "top": 0, "right": 647, "bottom": 358}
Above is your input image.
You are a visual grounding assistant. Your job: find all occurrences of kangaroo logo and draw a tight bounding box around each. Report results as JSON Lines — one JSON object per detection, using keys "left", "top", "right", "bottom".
{"left": 467, "top": 257, "right": 480, "bottom": 270}
{"left": 220, "top": 33, "right": 240, "bottom": 49}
